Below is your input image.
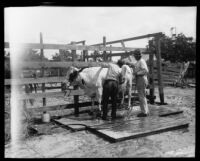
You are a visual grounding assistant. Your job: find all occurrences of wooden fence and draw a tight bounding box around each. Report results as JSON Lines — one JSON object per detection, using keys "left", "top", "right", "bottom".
{"left": 5, "top": 32, "right": 168, "bottom": 116}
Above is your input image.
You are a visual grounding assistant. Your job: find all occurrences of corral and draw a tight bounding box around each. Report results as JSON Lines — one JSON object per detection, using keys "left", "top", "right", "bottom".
{"left": 4, "top": 32, "right": 194, "bottom": 157}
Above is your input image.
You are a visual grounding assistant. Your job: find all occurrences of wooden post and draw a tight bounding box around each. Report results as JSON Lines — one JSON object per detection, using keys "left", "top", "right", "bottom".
{"left": 86, "top": 50, "right": 89, "bottom": 62}
{"left": 82, "top": 41, "right": 86, "bottom": 61}
{"left": 121, "top": 40, "right": 127, "bottom": 59}
{"left": 40, "top": 32, "right": 46, "bottom": 106}
{"left": 94, "top": 51, "right": 97, "bottom": 62}
{"left": 103, "top": 36, "right": 107, "bottom": 61}
{"left": 109, "top": 45, "right": 112, "bottom": 61}
{"left": 71, "top": 41, "right": 79, "bottom": 116}
{"left": 155, "top": 36, "right": 164, "bottom": 104}
{"left": 148, "top": 40, "right": 155, "bottom": 104}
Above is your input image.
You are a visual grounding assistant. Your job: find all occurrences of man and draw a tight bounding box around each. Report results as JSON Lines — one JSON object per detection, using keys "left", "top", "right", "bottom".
{"left": 127, "top": 50, "right": 150, "bottom": 117}
{"left": 101, "top": 60, "right": 124, "bottom": 120}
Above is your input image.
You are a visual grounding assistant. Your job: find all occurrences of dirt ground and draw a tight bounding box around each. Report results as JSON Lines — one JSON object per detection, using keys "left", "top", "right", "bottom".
{"left": 4, "top": 86, "right": 196, "bottom": 158}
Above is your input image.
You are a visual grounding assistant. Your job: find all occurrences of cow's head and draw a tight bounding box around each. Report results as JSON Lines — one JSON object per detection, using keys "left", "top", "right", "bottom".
{"left": 65, "top": 66, "right": 85, "bottom": 87}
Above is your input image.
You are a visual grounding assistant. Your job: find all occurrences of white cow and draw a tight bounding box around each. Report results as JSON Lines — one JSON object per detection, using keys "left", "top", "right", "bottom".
{"left": 119, "top": 64, "right": 134, "bottom": 109}
{"left": 66, "top": 66, "right": 108, "bottom": 116}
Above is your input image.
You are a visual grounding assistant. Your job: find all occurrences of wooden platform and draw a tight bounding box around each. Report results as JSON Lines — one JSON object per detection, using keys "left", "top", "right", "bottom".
{"left": 53, "top": 104, "right": 189, "bottom": 142}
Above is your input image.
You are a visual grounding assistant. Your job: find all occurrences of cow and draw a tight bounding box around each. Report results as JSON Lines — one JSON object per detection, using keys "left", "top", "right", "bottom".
{"left": 119, "top": 64, "right": 134, "bottom": 110}
{"left": 66, "top": 66, "right": 108, "bottom": 116}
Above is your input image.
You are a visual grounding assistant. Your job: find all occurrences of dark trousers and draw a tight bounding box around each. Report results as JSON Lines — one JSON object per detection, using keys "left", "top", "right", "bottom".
{"left": 102, "top": 80, "right": 119, "bottom": 119}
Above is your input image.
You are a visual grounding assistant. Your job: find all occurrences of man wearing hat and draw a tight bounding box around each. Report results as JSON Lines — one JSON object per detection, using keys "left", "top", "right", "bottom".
{"left": 127, "top": 49, "right": 150, "bottom": 117}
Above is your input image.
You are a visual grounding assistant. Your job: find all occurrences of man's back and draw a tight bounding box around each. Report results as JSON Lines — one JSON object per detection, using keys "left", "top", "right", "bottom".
{"left": 105, "top": 63, "right": 122, "bottom": 81}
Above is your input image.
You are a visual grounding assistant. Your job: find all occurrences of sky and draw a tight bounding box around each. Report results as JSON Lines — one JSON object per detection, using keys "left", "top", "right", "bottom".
{"left": 4, "top": 7, "right": 196, "bottom": 60}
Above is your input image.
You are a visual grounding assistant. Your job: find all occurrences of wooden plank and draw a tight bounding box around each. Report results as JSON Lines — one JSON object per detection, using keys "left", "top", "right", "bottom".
{"left": 67, "top": 40, "right": 85, "bottom": 45}
{"left": 154, "top": 78, "right": 177, "bottom": 82}
{"left": 89, "top": 113, "right": 184, "bottom": 132}
{"left": 52, "top": 105, "right": 188, "bottom": 142}
{"left": 153, "top": 71, "right": 180, "bottom": 76}
{"left": 5, "top": 88, "right": 139, "bottom": 100}
{"left": 4, "top": 42, "right": 141, "bottom": 52}
{"left": 165, "top": 68, "right": 181, "bottom": 73}
{"left": 4, "top": 77, "right": 66, "bottom": 85}
{"left": 88, "top": 106, "right": 184, "bottom": 130}
{"left": 4, "top": 75, "right": 177, "bottom": 86}
{"left": 95, "top": 115, "right": 188, "bottom": 142}
{"left": 5, "top": 90, "right": 85, "bottom": 99}
{"left": 152, "top": 75, "right": 179, "bottom": 80}
{"left": 154, "top": 81, "right": 174, "bottom": 86}
{"left": 85, "top": 51, "right": 148, "bottom": 58}
{"left": 91, "top": 32, "right": 163, "bottom": 46}
{"left": 14, "top": 61, "right": 112, "bottom": 69}
{"left": 53, "top": 117, "right": 105, "bottom": 131}
{"left": 27, "top": 102, "right": 94, "bottom": 113}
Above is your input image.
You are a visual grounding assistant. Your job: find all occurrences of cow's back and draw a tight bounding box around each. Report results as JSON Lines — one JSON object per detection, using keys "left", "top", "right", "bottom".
{"left": 122, "top": 65, "right": 133, "bottom": 78}
{"left": 80, "top": 67, "right": 108, "bottom": 88}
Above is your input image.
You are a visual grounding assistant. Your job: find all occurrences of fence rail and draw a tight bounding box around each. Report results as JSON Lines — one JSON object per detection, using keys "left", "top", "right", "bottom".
{"left": 5, "top": 76, "right": 66, "bottom": 85}
{"left": 5, "top": 89, "right": 85, "bottom": 99}
{"left": 4, "top": 42, "right": 143, "bottom": 52}
{"left": 12, "top": 61, "right": 112, "bottom": 69}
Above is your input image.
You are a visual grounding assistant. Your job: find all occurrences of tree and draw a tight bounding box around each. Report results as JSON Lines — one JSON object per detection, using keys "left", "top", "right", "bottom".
{"left": 22, "top": 49, "right": 49, "bottom": 62}
{"left": 174, "top": 33, "right": 196, "bottom": 62}
{"left": 159, "top": 33, "right": 196, "bottom": 63}
{"left": 51, "top": 49, "right": 72, "bottom": 61}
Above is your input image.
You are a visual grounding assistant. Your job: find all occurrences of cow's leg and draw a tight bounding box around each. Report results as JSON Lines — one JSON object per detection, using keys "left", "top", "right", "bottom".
{"left": 120, "top": 83, "right": 126, "bottom": 108}
{"left": 121, "top": 90, "right": 125, "bottom": 106}
{"left": 88, "top": 97, "right": 95, "bottom": 115}
{"left": 96, "top": 88, "right": 103, "bottom": 117}
{"left": 97, "top": 87, "right": 103, "bottom": 112}
{"left": 128, "top": 81, "right": 132, "bottom": 109}
{"left": 128, "top": 88, "right": 132, "bottom": 109}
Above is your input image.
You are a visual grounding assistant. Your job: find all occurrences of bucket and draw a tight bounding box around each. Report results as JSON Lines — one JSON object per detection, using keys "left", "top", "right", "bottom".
{"left": 42, "top": 111, "right": 50, "bottom": 123}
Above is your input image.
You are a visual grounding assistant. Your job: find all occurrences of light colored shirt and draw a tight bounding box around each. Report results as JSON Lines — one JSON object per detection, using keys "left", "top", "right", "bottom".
{"left": 134, "top": 58, "right": 149, "bottom": 75}
{"left": 134, "top": 58, "right": 149, "bottom": 85}
{"left": 101, "top": 63, "right": 121, "bottom": 81}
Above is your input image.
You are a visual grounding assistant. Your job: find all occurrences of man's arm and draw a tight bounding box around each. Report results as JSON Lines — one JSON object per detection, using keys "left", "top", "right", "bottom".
{"left": 125, "top": 61, "right": 135, "bottom": 68}
{"left": 135, "top": 60, "right": 148, "bottom": 76}
{"left": 135, "top": 68, "right": 148, "bottom": 76}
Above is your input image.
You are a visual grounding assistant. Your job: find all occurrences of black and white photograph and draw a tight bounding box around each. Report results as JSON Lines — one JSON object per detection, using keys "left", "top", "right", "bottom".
{"left": 4, "top": 6, "right": 196, "bottom": 158}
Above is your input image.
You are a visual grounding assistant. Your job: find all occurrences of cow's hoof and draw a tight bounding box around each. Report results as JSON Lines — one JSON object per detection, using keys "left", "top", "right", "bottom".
{"left": 88, "top": 111, "right": 94, "bottom": 116}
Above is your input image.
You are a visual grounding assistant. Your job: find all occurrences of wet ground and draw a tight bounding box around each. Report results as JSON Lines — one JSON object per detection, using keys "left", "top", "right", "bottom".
{"left": 4, "top": 86, "right": 195, "bottom": 158}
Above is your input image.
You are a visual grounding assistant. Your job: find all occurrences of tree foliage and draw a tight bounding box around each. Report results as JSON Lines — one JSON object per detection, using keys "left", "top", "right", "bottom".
{"left": 51, "top": 49, "right": 72, "bottom": 61}
{"left": 160, "top": 33, "right": 196, "bottom": 63}
{"left": 22, "top": 49, "right": 49, "bottom": 61}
